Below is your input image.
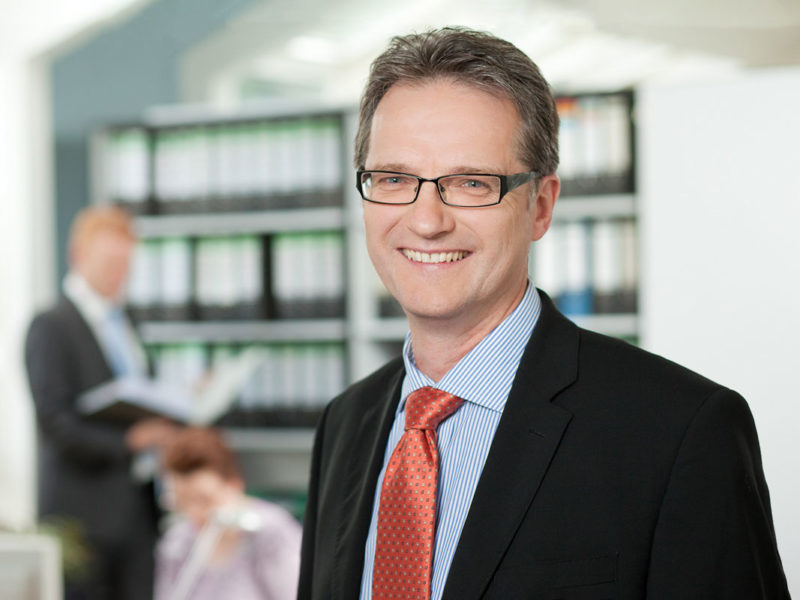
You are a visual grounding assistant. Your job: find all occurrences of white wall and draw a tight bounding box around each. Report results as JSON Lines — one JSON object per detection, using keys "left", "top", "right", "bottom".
{"left": 0, "top": 57, "right": 50, "bottom": 530}
{"left": 639, "top": 68, "right": 800, "bottom": 591}
{"left": 0, "top": 0, "right": 147, "bottom": 533}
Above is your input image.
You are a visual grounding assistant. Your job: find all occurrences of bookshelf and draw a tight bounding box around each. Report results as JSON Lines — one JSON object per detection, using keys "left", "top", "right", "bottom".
{"left": 531, "top": 90, "right": 639, "bottom": 340}
{"left": 91, "top": 90, "right": 640, "bottom": 487}
{"left": 92, "top": 105, "right": 352, "bottom": 435}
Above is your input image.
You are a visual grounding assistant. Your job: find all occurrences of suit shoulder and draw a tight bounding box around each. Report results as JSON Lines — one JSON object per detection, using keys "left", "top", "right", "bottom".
{"left": 27, "top": 300, "right": 65, "bottom": 344}
{"left": 562, "top": 329, "right": 755, "bottom": 468}
{"left": 28, "top": 297, "right": 79, "bottom": 331}
{"left": 577, "top": 327, "right": 723, "bottom": 396}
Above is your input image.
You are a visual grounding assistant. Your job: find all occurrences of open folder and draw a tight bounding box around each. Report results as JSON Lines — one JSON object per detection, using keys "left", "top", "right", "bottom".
{"left": 76, "top": 347, "right": 263, "bottom": 425}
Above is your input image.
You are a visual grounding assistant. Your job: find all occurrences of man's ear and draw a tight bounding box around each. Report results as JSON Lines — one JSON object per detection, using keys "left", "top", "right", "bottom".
{"left": 530, "top": 174, "right": 560, "bottom": 242}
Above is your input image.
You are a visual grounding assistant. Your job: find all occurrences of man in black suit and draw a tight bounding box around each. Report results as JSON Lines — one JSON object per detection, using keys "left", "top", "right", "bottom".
{"left": 25, "top": 206, "right": 176, "bottom": 600}
{"left": 298, "top": 27, "right": 789, "bottom": 599}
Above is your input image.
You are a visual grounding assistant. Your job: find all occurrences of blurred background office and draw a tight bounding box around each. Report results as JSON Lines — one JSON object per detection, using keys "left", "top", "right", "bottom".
{"left": 1, "top": 0, "right": 798, "bottom": 596}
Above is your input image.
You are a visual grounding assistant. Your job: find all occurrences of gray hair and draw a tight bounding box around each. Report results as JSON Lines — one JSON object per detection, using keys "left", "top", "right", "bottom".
{"left": 354, "top": 26, "right": 560, "bottom": 177}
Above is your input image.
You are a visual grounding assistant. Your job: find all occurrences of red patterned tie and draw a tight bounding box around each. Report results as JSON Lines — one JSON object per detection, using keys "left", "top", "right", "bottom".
{"left": 372, "top": 387, "right": 464, "bottom": 600}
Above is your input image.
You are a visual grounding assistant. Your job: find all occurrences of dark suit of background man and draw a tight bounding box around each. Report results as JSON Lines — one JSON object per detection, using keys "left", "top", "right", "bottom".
{"left": 25, "top": 206, "right": 177, "bottom": 600}
{"left": 298, "top": 27, "right": 790, "bottom": 599}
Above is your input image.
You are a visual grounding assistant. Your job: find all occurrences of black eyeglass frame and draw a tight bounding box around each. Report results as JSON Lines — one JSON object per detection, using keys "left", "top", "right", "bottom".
{"left": 355, "top": 169, "right": 540, "bottom": 207}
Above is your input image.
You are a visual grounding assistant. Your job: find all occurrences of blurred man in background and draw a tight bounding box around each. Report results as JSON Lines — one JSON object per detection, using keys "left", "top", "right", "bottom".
{"left": 25, "top": 205, "right": 176, "bottom": 600}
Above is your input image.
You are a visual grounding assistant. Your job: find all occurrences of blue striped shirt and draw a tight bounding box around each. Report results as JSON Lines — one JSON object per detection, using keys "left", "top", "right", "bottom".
{"left": 359, "top": 283, "right": 542, "bottom": 600}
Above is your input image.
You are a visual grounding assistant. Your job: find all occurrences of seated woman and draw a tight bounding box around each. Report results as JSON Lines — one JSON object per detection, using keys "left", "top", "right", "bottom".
{"left": 155, "top": 427, "right": 301, "bottom": 600}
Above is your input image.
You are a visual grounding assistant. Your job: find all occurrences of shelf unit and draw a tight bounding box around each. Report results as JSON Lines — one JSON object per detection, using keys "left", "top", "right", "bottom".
{"left": 554, "top": 194, "right": 636, "bottom": 220}
{"left": 541, "top": 190, "right": 639, "bottom": 340}
{"left": 92, "top": 104, "right": 355, "bottom": 438}
{"left": 134, "top": 206, "right": 345, "bottom": 237}
{"left": 91, "top": 90, "right": 640, "bottom": 492}
{"left": 138, "top": 319, "right": 347, "bottom": 344}
{"left": 530, "top": 90, "right": 639, "bottom": 340}
{"left": 224, "top": 428, "right": 315, "bottom": 497}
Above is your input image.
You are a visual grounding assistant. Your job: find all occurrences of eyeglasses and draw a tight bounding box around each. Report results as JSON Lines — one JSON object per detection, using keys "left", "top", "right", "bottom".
{"left": 356, "top": 170, "right": 539, "bottom": 208}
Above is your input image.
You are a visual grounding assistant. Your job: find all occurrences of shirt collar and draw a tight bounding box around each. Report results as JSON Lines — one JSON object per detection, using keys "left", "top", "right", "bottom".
{"left": 63, "top": 271, "right": 117, "bottom": 325}
{"left": 400, "top": 282, "right": 541, "bottom": 414}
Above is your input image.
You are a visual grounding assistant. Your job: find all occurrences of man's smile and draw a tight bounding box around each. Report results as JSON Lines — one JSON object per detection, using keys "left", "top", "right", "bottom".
{"left": 400, "top": 249, "right": 470, "bottom": 264}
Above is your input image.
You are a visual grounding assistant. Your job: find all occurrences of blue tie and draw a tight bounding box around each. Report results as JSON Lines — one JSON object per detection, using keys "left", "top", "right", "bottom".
{"left": 103, "top": 307, "right": 142, "bottom": 378}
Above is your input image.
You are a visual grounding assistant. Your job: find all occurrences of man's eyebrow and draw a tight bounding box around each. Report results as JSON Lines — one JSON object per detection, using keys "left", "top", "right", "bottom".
{"left": 365, "top": 163, "right": 413, "bottom": 173}
{"left": 365, "top": 164, "right": 500, "bottom": 175}
{"left": 446, "top": 166, "right": 498, "bottom": 175}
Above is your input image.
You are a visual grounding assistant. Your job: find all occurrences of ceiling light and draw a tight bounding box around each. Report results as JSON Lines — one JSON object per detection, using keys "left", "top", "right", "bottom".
{"left": 286, "top": 35, "right": 340, "bottom": 64}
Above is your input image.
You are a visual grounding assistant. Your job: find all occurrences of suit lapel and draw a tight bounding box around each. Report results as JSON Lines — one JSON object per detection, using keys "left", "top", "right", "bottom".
{"left": 60, "top": 296, "right": 114, "bottom": 385}
{"left": 336, "top": 364, "right": 405, "bottom": 599}
{"left": 442, "top": 294, "right": 579, "bottom": 600}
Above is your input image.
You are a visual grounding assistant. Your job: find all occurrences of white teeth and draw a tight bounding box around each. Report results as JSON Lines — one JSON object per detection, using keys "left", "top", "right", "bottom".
{"left": 402, "top": 249, "right": 467, "bottom": 264}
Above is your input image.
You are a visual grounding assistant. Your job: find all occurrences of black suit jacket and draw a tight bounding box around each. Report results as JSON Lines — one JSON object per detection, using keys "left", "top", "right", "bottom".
{"left": 25, "top": 296, "right": 158, "bottom": 543}
{"left": 298, "top": 292, "right": 789, "bottom": 599}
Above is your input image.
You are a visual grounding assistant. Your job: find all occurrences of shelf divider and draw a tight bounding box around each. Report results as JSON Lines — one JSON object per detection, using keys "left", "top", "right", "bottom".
{"left": 136, "top": 206, "right": 345, "bottom": 238}
{"left": 139, "top": 318, "right": 347, "bottom": 343}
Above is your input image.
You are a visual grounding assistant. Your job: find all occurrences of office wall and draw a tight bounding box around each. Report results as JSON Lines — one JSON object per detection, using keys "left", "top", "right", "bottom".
{"left": 639, "top": 67, "right": 800, "bottom": 592}
{"left": 50, "top": 0, "right": 260, "bottom": 282}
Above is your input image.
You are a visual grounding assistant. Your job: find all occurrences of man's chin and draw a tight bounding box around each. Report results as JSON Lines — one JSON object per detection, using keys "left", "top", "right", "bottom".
{"left": 400, "top": 299, "right": 465, "bottom": 324}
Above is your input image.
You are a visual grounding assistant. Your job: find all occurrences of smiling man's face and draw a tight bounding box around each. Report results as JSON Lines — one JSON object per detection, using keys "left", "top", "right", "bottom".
{"left": 363, "top": 79, "right": 552, "bottom": 331}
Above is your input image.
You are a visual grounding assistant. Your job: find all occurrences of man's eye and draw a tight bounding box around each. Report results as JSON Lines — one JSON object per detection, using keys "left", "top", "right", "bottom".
{"left": 450, "top": 177, "right": 489, "bottom": 189}
{"left": 376, "top": 175, "right": 410, "bottom": 186}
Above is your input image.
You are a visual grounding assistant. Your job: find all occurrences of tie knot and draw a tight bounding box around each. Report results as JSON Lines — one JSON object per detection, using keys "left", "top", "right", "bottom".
{"left": 404, "top": 387, "right": 463, "bottom": 431}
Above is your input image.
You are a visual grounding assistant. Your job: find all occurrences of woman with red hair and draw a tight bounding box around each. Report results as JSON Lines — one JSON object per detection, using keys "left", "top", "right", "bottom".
{"left": 155, "top": 427, "right": 301, "bottom": 600}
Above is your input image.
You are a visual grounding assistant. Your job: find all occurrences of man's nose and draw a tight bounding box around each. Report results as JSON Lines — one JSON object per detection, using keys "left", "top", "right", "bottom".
{"left": 405, "top": 180, "right": 455, "bottom": 237}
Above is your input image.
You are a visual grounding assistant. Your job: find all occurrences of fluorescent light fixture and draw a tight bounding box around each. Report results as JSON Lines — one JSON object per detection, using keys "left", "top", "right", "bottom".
{"left": 286, "top": 35, "right": 340, "bottom": 64}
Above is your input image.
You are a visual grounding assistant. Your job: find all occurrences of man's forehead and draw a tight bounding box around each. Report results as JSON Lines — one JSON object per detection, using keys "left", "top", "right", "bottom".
{"left": 367, "top": 81, "right": 525, "bottom": 172}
